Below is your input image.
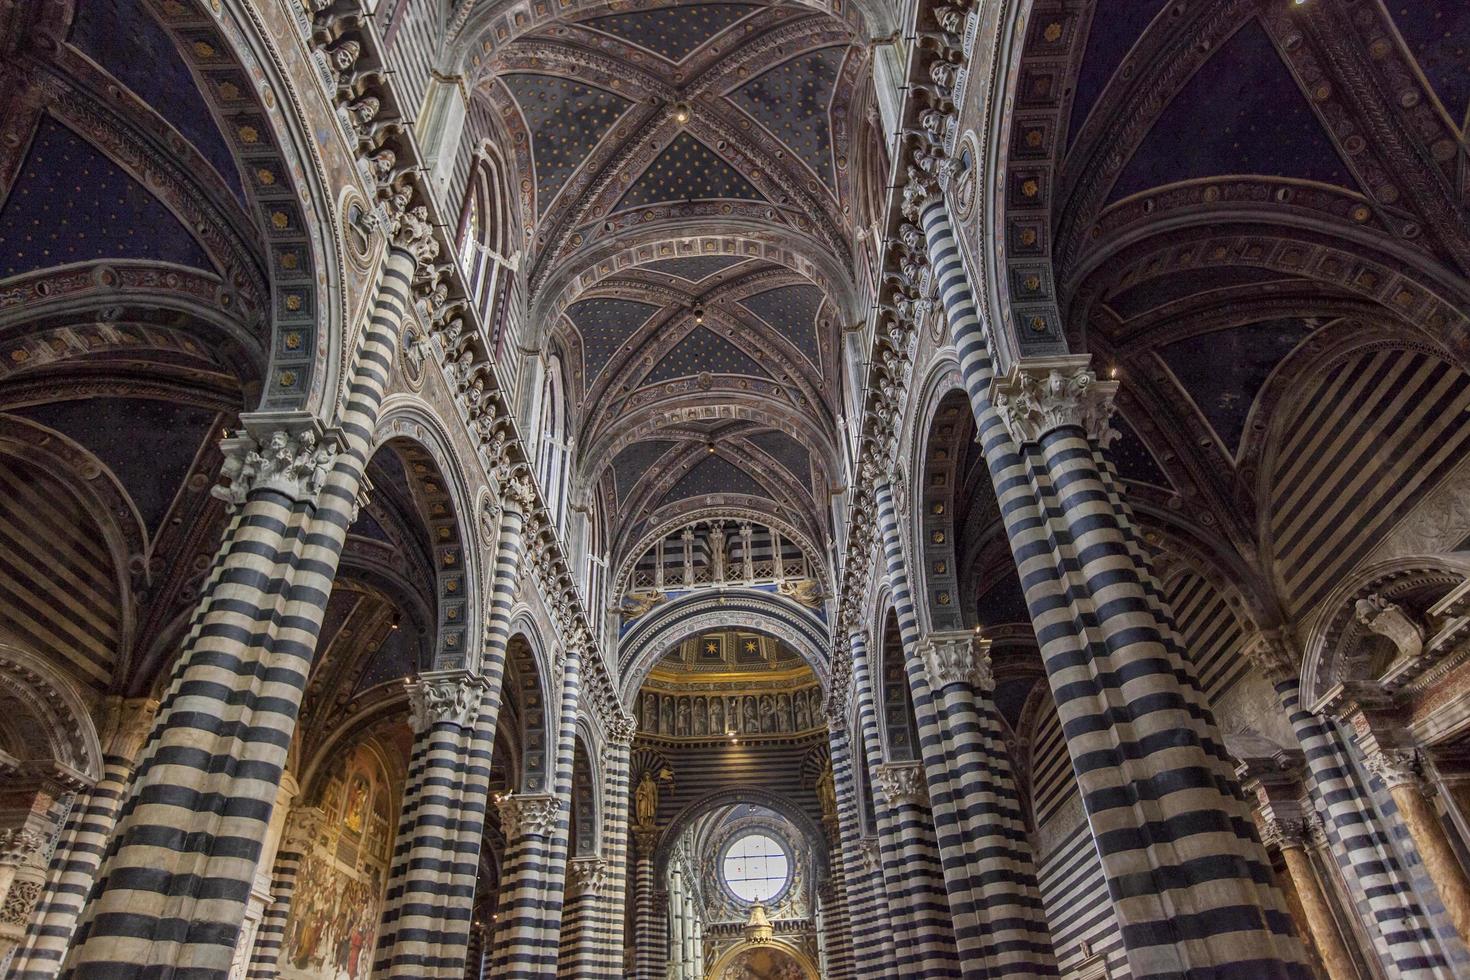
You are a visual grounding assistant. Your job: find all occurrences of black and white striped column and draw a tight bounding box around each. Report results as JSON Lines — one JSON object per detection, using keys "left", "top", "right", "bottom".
{"left": 11, "top": 697, "right": 157, "bottom": 979}
{"left": 373, "top": 672, "right": 491, "bottom": 978}
{"left": 847, "top": 629, "right": 957, "bottom": 976}
{"left": 242, "top": 806, "right": 323, "bottom": 979}
{"left": 58, "top": 214, "right": 439, "bottom": 979}
{"left": 825, "top": 715, "right": 897, "bottom": 980}
{"left": 630, "top": 830, "right": 664, "bottom": 980}
{"left": 918, "top": 631, "right": 1056, "bottom": 976}
{"left": 484, "top": 792, "right": 565, "bottom": 978}
{"left": 558, "top": 856, "right": 608, "bottom": 977}
{"left": 915, "top": 192, "right": 1309, "bottom": 978}
{"left": 590, "top": 719, "right": 634, "bottom": 980}
{"left": 1247, "top": 635, "right": 1450, "bottom": 975}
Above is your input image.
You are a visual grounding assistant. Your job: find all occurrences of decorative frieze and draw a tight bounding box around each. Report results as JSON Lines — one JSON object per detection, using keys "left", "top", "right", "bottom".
{"left": 992, "top": 356, "right": 1119, "bottom": 448}
{"left": 920, "top": 631, "right": 994, "bottom": 692}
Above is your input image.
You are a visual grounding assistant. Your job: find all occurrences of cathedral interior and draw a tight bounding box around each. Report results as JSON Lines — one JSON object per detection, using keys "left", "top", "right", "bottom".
{"left": 0, "top": 0, "right": 1469, "bottom": 976}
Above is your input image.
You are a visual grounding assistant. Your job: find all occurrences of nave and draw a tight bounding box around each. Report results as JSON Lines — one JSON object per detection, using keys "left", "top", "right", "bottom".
{"left": 1, "top": 0, "right": 1470, "bottom": 976}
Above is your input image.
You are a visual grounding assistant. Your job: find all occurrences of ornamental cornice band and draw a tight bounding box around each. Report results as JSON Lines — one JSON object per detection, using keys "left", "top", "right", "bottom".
{"left": 991, "top": 356, "right": 1120, "bottom": 448}
{"left": 498, "top": 793, "right": 563, "bottom": 839}
{"left": 920, "top": 631, "right": 994, "bottom": 692}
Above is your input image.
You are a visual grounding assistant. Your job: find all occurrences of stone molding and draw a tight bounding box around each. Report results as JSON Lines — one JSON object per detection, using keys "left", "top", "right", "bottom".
{"left": 872, "top": 761, "right": 928, "bottom": 809}
{"left": 920, "top": 630, "right": 994, "bottom": 692}
{"left": 992, "top": 356, "right": 1119, "bottom": 448}
{"left": 406, "top": 671, "right": 484, "bottom": 733}
{"left": 498, "top": 793, "right": 562, "bottom": 840}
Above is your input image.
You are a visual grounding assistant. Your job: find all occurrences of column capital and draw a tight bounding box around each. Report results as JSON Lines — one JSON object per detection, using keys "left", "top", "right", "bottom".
{"left": 854, "top": 837, "right": 882, "bottom": 874}
{"left": 497, "top": 792, "right": 562, "bottom": 840}
{"left": 388, "top": 202, "right": 439, "bottom": 264}
{"left": 1364, "top": 748, "right": 1431, "bottom": 794}
{"left": 211, "top": 412, "right": 336, "bottom": 511}
{"left": 872, "top": 761, "right": 928, "bottom": 809}
{"left": 991, "top": 355, "right": 1119, "bottom": 448}
{"left": 919, "top": 630, "right": 994, "bottom": 692}
{"left": 567, "top": 856, "right": 610, "bottom": 897}
{"left": 634, "top": 827, "right": 661, "bottom": 856}
{"left": 0, "top": 829, "right": 46, "bottom": 868}
{"left": 1243, "top": 630, "right": 1299, "bottom": 685}
{"left": 406, "top": 670, "right": 484, "bottom": 733}
{"left": 607, "top": 713, "right": 637, "bottom": 747}
{"left": 1260, "top": 817, "right": 1313, "bottom": 851}
{"left": 98, "top": 695, "right": 160, "bottom": 764}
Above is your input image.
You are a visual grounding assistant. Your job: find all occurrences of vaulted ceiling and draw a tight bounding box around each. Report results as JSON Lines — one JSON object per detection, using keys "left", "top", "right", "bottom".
{"left": 471, "top": 0, "right": 870, "bottom": 556}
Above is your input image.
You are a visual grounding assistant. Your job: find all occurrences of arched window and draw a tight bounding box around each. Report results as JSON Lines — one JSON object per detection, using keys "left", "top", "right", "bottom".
{"left": 455, "top": 146, "right": 518, "bottom": 354}
{"left": 536, "top": 351, "right": 570, "bottom": 527}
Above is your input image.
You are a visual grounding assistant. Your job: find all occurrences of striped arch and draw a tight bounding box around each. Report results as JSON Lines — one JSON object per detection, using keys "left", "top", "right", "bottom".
{"left": 373, "top": 403, "right": 482, "bottom": 671}
{"left": 905, "top": 364, "right": 972, "bottom": 635}
{"left": 616, "top": 588, "right": 831, "bottom": 706}
{"left": 569, "top": 722, "right": 601, "bottom": 856}
{"left": 651, "top": 786, "right": 830, "bottom": 880}
{"left": 0, "top": 642, "right": 104, "bottom": 782}
{"left": 874, "top": 607, "right": 919, "bottom": 763}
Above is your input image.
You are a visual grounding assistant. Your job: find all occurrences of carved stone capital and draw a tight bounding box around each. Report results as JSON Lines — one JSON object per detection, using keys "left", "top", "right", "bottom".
{"left": 854, "top": 837, "right": 882, "bottom": 874}
{"left": 389, "top": 203, "right": 439, "bottom": 265}
{"left": 1260, "top": 817, "right": 1311, "bottom": 851}
{"left": 211, "top": 412, "right": 335, "bottom": 511}
{"left": 497, "top": 793, "right": 562, "bottom": 840}
{"left": 920, "top": 630, "right": 993, "bottom": 692}
{"left": 407, "top": 671, "right": 483, "bottom": 733}
{"left": 607, "top": 714, "right": 637, "bottom": 747}
{"left": 501, "top": 473, "right": 538, "bottom": 515}
{"left": 281, "top": 805, "right": 327, "bottom": 854}
{"left": 98, "top": 695, "right": 159, "bottom": 765}
{"left": 873, "top": 761, "right": 928, "bottom": 809}
{"left": 567, "top": 856, "right": 610, "bottom": 897}
{"left": 1243, "top": 630, "right": 1298, "bottom": 685}
{"left": 0, "top": 829, "right": 46, "bottom": 868}
{"left": 1364, "top": 748, "right": 1428, "bottom": 794}
{"left": 991, "top": 356, "right": 1119, "bottom": 448}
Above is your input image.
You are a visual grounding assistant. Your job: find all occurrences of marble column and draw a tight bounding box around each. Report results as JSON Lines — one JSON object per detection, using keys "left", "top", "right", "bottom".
{"left": 59, "top": 206, "right": 439, "bottom": 979}
{"left": 11, "top": 696, "right": 157, "bottom": 979}
{"left": 558, "top": 856, "right": 609, "bottom": 977}
{"left": 0, "top": 768, "right": 79, "bottom": 967}
{"left": 485, "top": 792, "right": 565, "bottom": 978}
{"left": 631, "top": 830, "right": 664, "bottom": 980}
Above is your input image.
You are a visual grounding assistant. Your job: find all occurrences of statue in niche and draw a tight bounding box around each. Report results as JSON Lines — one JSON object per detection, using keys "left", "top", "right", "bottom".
{"left": 761, "top": 695, "right": 778, "bottom": 732}
{"left": 661, "top": 697, "right": 674, "bottom": 736}
{"left": 816, "top": 764, "right": 837, "bottom": 820}
{"left": 694, "top": 697, "right": 708, "bottom": 736}
{"left": 642, "top": 693, "right": 657, "bottom": 732}
{"left": 794, "top": 692, "right": 811, "bottom": 730}
{"left": 743, "top": 697, "right": 759, "bottom": 733}
{"left": 711, "top": 697, "right": 725, "bottom": 734}
{"left": 635, "top": 770, "right": 658, "bottom": 829}
{"left": 676, "top": 699, "right": 690, "bottom": 736}
{"left": 777, "top": 693, "right": 792, "bottom": 730}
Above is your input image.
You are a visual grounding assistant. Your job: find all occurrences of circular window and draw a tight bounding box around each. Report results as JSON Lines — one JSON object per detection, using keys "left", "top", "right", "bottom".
{"left": 721, "top": 832, "right": 791, "bottom": 904}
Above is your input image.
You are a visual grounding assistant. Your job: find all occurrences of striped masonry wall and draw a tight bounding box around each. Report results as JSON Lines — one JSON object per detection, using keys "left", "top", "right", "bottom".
{"left": 827, "top": 721, "right": 899, "bottom": 980}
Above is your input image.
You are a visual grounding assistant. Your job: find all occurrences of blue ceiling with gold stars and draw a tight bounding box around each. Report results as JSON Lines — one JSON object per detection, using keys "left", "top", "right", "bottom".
{"left": 1106, "top": 265, "right": 1298, "bottom": 320}
{"left": 1104, "top": 416, "right": 1172, "bottom": 489}
{"left": 502, "top": 74, "right": 631, "bottom": 215}
{"left": 731, "top": 47, "right": 843, "bottom": 191}
{"left": 644, "top": 326, "right": 772, "bottom": 384}
{"left": 566, "top": 297, "right": 661, "bottom": 378}
{"left": 739, "top": 283, "right": 824, "bottom": 367}
{"left": 1066, "top": 0, "right": 1168, "bottom": 148}
{"left": 70, "top": 0, "right": 245, "bottom": 204}
{"left": 644, "top": 254, "right": 747, "bottom": 283}
{"left": 0, "top": 117, "right": 215, "bottom": 278}
{"left": 1159, "top": 318, "right": 1316, "bottom": 456}
{"left": 1109, "top": 21, "right": 1351, "bottom": 202}
{"left": 619, "top": 133, "right": 764, "bottom": 210}
{"left": 583, "top": 3, "right": 760, "bottom": 62}
{"left": 613, "top": 439, "right": 676, "bottom": 500}
{"left": 659, "top": 454, "right": 770, "bottom": 507}
{"left": 748, "top": 429, "right": 810, "bottom": 489}
{"left": 1389, "top": 4, "right": 1470, "bottom": 125}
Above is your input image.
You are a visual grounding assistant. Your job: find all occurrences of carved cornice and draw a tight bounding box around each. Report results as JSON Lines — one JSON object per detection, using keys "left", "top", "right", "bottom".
{"left": 991, "top": 356, "right": 1119, "bottom": 448}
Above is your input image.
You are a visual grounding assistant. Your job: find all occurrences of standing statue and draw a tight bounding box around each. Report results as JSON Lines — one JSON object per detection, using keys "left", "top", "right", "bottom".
{"left": 816, "top": 764, "right": 837, "bottom": 820}
{"left": 635, "top": 770, "right": 659, "bottom": 829}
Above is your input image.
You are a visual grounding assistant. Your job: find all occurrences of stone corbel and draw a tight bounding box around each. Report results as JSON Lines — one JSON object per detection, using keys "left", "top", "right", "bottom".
{"left": 991, "top": 355, "right": 1120, "bottom": 448}
{"left": 920, "top": 630, "right": 993, "bottom": 692}
{"left": 406, "top": 670, "right": 485, "bottom": 733}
